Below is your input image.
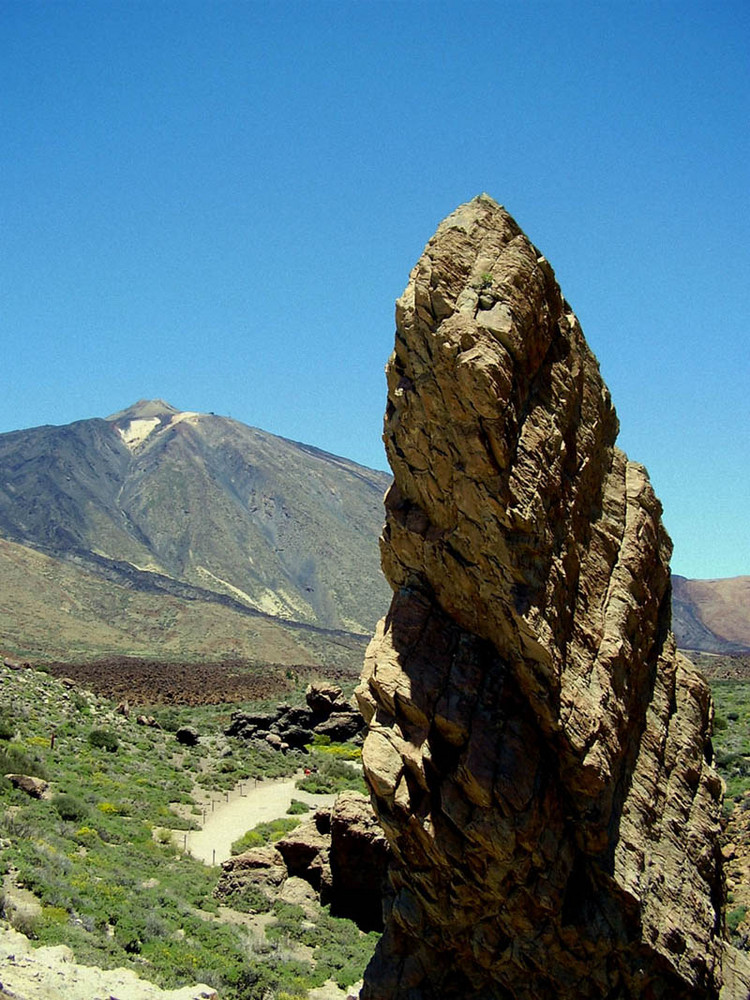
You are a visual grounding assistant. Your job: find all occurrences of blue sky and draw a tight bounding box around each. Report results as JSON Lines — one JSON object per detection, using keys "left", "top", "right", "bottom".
{"left": 1, "top": 1, "right": 748, "bottom": 579}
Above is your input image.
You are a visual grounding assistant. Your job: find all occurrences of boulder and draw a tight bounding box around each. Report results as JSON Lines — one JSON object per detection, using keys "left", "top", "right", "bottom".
{"left": 276, "top": 810, "right": 332, "bottom": 892}
{"left": 276, "top": 704, "right": 315, "bottom": 728}
{"left": 5, "top": 774, "right": 49, "bottom": 799}
{"left": 214, "top": 793, "right": 391, "bottom": 932}
{"left": 356, "top": 196, "right": 745, "bottom": 999}
{"left": 328, "top": 790, "right": 390, "bottom": 931}
{"left": 275, "top": 724, "right": 314, "bottom": 748}
{"left": 3, "top": 658, "right": 29, "bottom": 671}
{"left": 306, "top": 680, "right": 348, "bottom": 717}
{"left": 174, "top": 727, "right": 200, "bottom": 746}
{"left": 215, "top": 846, "right": 288, "bottom": 902}
{"left": 313, "top": 710, "right": 364, "bottom": 743}
{"left": 5, "top": 773, "right": 48, "bottom": 798}
{"left": 225, "top": 708, "right": 278, "bottom": 738}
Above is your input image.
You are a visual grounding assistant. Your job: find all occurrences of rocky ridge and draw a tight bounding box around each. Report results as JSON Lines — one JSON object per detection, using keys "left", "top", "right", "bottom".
{"left": 356, "top": 196, "right": 749, "bottom": 998}
{"left": 226, "top": 680, "right": 365, "bottom": 750}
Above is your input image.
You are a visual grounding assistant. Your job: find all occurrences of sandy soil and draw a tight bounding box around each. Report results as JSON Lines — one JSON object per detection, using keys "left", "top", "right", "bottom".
{"left": 0, "top": 924, "right": 218, "bottom": 1000}
{"left": 183, "top": 774, "right": 337, "bottom": 865}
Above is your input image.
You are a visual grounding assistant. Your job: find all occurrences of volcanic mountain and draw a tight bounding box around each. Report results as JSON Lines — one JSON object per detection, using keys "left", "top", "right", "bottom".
{"left": 0, "top": 400, "right": 391, "bottom": 645}
{"left": 672, "top": 574, "right": 750, "bottom": 653}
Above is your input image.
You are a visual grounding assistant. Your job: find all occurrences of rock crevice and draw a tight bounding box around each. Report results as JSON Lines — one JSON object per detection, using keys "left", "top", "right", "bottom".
{"left": 356, "top": 196, "right": 746, "bottom": 998}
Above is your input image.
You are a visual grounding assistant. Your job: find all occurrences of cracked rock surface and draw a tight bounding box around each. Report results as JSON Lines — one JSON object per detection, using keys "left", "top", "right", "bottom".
{"left": 356, "top": 195, "right": 749, "bottom": 999}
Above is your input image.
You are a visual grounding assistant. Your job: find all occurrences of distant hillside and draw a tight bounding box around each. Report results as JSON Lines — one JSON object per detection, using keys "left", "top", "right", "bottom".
{"left": 0, "top": 400, "right": 392, "bottom": 638}
{"left": 672, "top": 574, "right": 750, "bottom": 653}
{"left": 0, "top": 535, "right": 370, "bottom": 672}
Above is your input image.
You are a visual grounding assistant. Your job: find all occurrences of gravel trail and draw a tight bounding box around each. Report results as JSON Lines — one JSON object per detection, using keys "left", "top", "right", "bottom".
{"left": 184, "top": 774, "right": 337, "bottom": 865}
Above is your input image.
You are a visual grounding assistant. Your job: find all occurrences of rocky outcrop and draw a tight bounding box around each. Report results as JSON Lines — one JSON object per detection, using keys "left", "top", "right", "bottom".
{"left": 356, "top": 196, "right": 746, "bottom": 998}
{"left": 226, "top": 681, "right": 364, "bottom": 749}
{"left": 216, "top": 791, "right": 389, "bottom": 931}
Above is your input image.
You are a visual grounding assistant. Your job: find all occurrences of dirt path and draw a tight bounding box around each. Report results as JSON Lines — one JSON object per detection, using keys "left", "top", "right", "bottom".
{"left": 183, "top": 774, "right": 337, "bottom": 865}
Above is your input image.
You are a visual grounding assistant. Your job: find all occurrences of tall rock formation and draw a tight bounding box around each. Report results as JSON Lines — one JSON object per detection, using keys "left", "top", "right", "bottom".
{"left": 356, "top": 196, "right": 745, "bottom": 998}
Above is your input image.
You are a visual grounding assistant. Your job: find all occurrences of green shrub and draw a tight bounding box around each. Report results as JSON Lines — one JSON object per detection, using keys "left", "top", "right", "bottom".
{"left": 286, "top": 798, "right": 310, "bottom": 815}
{"left": 296, "top": 754, "right": 366, "bottom": 795}
{"left": 155, "top": 708, "right": 182, "bottom": 733}
{"left": 224, "top": 883, "right": 272, "bottom": 914}
{"left": 52, "top": 793, "right": 90, "bottom": 822}
{"left": 0, "top": 743, "right": 48, "bottom": 779}
{"left": 298, "top": 905, "right": 380, "bottom": 988}
{"left": 88, "top": 728, "right": 119, "bottom": 752}
{"left": 231, "top": 817, "right": 300, "bottom": 856}
{"left": 266, "top": 901, "right": 307, "bottom": 944}
{"left": 72, "top": 693, "right": 90, "bottom": 715}
{"left": 728, "top": 905, "right": 748, "bottom": 935}
{"left": 0, "top": 717, "right": 15, "bottom": 741}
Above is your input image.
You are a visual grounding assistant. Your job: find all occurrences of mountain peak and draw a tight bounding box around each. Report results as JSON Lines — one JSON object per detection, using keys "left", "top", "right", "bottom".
{"left": 105, "top": 399, "right": 181, "bottom": 422}
{"left": 105, "top": 400, "right": 199, "bottom": 451}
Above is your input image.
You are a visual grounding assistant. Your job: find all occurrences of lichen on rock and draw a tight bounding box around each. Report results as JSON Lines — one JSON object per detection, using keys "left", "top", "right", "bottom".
{"left": 356, "top": 195, "right": 748, "bottom": 998}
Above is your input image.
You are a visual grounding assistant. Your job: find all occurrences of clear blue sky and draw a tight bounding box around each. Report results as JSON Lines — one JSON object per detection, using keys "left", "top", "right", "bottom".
{"left": 2, "top": 1, "right": 748, "bottom": 579}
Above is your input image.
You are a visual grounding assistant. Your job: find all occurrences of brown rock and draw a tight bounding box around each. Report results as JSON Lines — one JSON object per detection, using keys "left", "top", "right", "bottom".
{"left": 175, "top": 726, "right": 200, "bottom": 746}
{"left": 306, "top": 680, "right": 348, "bottom": 716}
{"left": 356, "top": 196, "right": 744, "bottom": 999}
{"left": 3, "top": 658, "right": 28, "bottom": 671}
{"left": 313, "top": 710, "right": 364, "bottom": 742}
{"left": 276, "top": 809, "right": 332, "bottom": 893}
{"left": 328, "top": 790, "right": 390, "bottom": 931}
{"left": 5, "top": 773, "right": 48, "bottom": 798}
{"left": 214, "top": 846, "right": 287, "bottom": 903}
{"left": 270, "top": 793, "right": 390, "bottom": 930}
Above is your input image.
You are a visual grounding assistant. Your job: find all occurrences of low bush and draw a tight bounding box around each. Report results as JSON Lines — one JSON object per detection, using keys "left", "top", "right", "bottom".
{"left": 286, "top": 798, "right": 310, "bottom": 815}
{"left": 0, "top": 744, "right": 48, "bottom": 780}
{"left": 296, "top": 754, "right": 366, "bottom": 795}
{"left": 231, "top": 817, "right": 300, "bottom": 855}
{"left": 52, "top": 793, "right": 90, "bottom": 822}
{"left": 728, "top": 905, "right": 748, "bottom": 936}
{"left": 224, "top": 883, "right": 272, "bottom": 914}
{"left": 88, "top": 728, "right": 119, "bottom": 752}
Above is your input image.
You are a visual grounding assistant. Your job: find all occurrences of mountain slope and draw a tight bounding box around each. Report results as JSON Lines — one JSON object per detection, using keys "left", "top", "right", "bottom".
{"left": 672, "top": 574, "right": 750, "bottom": 653}
{"left": 0, "top": 535, "right": 344, "bottom": 666}
{"left": 0, "top": 400, "right": 391, "bottom": 635}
